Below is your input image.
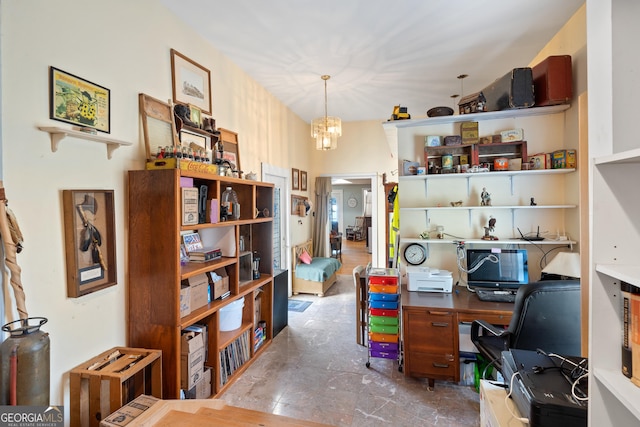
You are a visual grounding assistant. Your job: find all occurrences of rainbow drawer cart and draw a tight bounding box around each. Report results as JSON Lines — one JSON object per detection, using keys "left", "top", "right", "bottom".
{"left": 366, "top": 267, "right": 403, "bottom": 371}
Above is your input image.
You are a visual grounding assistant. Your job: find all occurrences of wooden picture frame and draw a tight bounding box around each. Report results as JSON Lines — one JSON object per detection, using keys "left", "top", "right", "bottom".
{"left": 188, "top": 104, "right": 202, "bottom": 128}
{"left": 171, "top": 49, "right": 212, "bottom": 115}
{"left": 50, "top": 66, "right": 111, "bottom": 133}
{"left": 139, "top": 93, "right": 179, "bottom": 161}
{"left": 300, "top": 171, "right": 308, "bottom": 191}
{"left": 63, "top": 190, "right": 117, "bottom": 297}
{"left": 292, "top": 168, "right": 300, "bottom": 190}
{"left": 218, "top": 128, "right": 240, "bottom": 172}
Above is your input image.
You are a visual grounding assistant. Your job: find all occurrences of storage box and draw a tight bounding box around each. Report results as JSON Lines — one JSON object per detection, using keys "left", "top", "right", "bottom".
{"left": 369, "top": 341, "right": 399, "bottom": 352}
{"left": 529, "top": 153, "right": 549, "bottom": 170}
{"left": 209, "top": 268, "right": 230, "bottom": 300}
{"left": 183, "top": 324, "right": 208, "bottom": 361}
{"left": 369, "top": 315, "right": 399, "bottom": 326}
{"left": 70, "top": 347, "right": 162, "bottom": 427}
{"left": 552, "top": 149, "right": 576, "bottom": 169}
{"left": 219, "top": 297, "right": 245, "bottom": 332}
{"left": 425, "top": 135, "right": 442, "bottom": 147}
{"left": 368, "top": 332, "right": 398, "bottom": 343}
{"left": 479, "top": 380, "right": 526, "bottom": 427}
{"left": 180, "top": 283, "right": 191, "bottom": 317}
{"left": 369, "top": 324, "right": 399, "bottom": 334}
{"left": 460, "top": 121, "right": 479, "bottom": 144}
{"left": 181, "top": 331, "right": 205, "bottom": 389}
{"left": 145, "top": 158, "right": 219, "bottom": 175}
{"left": 182, "top": 187, "right": 199, "bottom": 226}
{"left": 99, "top": 394, "right": 161, "bottom": 427}
{"left": 369, "top": 292, "right": 399, "bottom": 302}
{"left": 188, "top": 274, "right": 209, "bottom": 311}
{"left": 185, "top": 366, "right": 212, "bottom": 399}
{"left": 207, "top": 199, "right": 219, "bottom": 224}
{"left": 500, "top": 128, "right": 524, "bottom": 142}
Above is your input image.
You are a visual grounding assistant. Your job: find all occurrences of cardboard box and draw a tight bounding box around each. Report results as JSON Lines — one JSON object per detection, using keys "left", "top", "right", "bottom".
{"left": 552, "top": 149, "right": 576, "bottom": 169}
{"left": 183, "top": 323, "right": 208, "bottom": 361}
{"left": 479, "top": 380, "right": 526, "bottom": 427}
{"left": 188, "top": 274, "right": 209, "bottom": 311}
{"left": 181, "top": 331, "right": 205, "bottom": 389}
{"left": 100, "top": 394, "right": 161, "bottom": 427}
{"left": 209, "top": 268, "right": 230, "bottom": 300}
{"left": 185, "top": 367, "right": 212, "bottom": 399}
{"left": 180, "top": 283, "right": 191, "bottom": 317}
{"left": 145, "top": 158, "right": 219, "bottom": 175}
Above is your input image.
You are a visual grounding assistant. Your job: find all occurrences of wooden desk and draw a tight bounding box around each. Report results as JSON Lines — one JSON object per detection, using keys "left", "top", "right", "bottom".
{"left": 401, "top": 286, "right": 513, "bottom": 387}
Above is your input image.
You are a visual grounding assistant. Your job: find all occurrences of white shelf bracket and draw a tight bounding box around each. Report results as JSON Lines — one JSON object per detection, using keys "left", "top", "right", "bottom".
{"left": 511, "top": 208, "right": 515, "bottom": 227}
{"left": 509, "top": 175, "right": 514, "bottom": 195}
{"left": 49, "top": 132, "right": 65, "bottom": 152}
{"left": 466, "top": 177, "right": 471, "bottom": 197}
{"left": 423, "top": 179, "right": 429, "bottom": 198}
{"left": 468, "top": 210, "right": 472, "bottom": 228}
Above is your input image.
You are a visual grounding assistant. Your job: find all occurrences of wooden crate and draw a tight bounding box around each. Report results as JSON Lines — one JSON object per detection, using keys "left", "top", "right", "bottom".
{"left": 70, "top": 347, "right": 162, "bottom": 427}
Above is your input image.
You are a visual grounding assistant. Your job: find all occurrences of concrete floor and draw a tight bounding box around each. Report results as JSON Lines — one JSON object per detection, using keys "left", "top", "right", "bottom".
{"left": 219, "top": 275, "right": 481, "bottom": 427}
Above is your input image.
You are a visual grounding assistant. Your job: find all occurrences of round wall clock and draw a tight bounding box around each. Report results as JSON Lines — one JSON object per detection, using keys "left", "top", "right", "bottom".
{"left": 404, "top": 243, "right": 427, "bottom": 265}
{"left": 347, "top": 197, "right": 357, "bottom": 208}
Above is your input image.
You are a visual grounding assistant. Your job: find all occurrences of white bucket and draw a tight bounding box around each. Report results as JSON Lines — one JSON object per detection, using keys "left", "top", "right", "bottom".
{"left": 219, "top": 297, "right": 244, "bottom": 331}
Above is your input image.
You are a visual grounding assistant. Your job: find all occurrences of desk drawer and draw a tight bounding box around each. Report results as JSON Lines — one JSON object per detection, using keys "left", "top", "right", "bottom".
{"left": 458, "top": 312, "right": 511, "bottom": 326}
{"left": 405, "top": 351, "right": 457, "bottom": 380}
{"left": 404, "top": 310, "right": 454, "bottom": 353}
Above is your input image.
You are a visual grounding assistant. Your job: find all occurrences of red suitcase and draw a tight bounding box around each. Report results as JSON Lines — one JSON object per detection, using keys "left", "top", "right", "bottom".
{"left": 532, "top": 55, "right": 573, "bottom": 106}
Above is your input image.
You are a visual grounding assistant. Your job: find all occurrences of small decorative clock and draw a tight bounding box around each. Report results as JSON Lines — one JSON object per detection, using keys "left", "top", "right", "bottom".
{"left": 404, "top": 243, "right": 427, "bottom": 265}
{"left": 347, "top": 196, "right": 357, "bottom": 208}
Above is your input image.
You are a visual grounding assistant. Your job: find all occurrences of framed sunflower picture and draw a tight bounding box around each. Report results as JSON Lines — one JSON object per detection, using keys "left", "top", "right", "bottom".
{"left": 50, "top": 67, "right": 111, "bottom": 133}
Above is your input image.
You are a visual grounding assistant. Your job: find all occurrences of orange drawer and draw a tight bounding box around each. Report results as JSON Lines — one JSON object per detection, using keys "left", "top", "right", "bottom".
{"left": 369, "top": 284, "right": 398, "bottom": 293}
{"left": 368, "top": 332, "right": 399, "bottom": 343}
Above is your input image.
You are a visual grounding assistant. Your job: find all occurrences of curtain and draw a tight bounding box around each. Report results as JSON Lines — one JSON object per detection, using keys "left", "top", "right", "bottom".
{"left": 312, "top": 177, "right": 332, "bottom": 258}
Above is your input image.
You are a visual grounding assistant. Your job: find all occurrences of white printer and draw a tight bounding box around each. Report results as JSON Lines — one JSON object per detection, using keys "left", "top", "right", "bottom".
{"left": 406, "top": 266, "right": 453, "bottom": 293}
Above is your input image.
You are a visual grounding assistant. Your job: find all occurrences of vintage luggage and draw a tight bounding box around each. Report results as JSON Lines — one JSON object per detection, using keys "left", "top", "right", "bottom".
{"left": 532, "top": 55, "right": 573, "bottom": 106}
{"left": 458, "top": 91, "right": 486, "bottom": 115}
{"left": 481, "top": 67, "right": 535, "bottom": 111}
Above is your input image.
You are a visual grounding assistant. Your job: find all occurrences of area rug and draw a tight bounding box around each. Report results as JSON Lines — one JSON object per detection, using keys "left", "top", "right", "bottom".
{"left": 288, "top": 299, "right": 312, "bottom": 312}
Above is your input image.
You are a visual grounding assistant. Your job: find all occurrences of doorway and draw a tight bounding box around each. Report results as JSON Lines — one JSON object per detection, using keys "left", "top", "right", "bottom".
{"left": 324, "top": 173, "right": 378, "bottom": 273}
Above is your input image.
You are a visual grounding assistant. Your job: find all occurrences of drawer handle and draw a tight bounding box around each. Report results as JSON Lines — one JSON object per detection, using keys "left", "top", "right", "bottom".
{"left": 428, "top": 310, "right": 451, "bottom": 316}
{"left": 433, "top": 363, "right": 450, "bottom": 368}
{"left": 431, "top": 322, "right": 449, "bottom": 327}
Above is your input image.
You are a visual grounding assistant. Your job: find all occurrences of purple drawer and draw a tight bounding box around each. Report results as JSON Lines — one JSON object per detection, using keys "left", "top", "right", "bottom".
{"left": 370, "top": 350, "right": 398, "bottom": 360}
{"left": 370, "top": 341, "right": 399, "bottom": 352}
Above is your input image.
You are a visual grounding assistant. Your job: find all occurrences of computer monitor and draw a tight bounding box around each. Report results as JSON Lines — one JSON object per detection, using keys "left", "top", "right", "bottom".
{"left": 466, "top": 248, "right": 529, "bottom": 290}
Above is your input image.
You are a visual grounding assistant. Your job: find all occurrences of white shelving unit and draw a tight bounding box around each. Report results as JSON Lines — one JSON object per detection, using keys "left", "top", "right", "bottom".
{"left": 38, "top": 126, "right": 132, "bottom": 159}
{"left": 590, "top": 149, "right": 640, "bottom": 425}
{"left": 393, "top": 102, "right": 578, "bottom": 282}
{"left": 588, "top": 1, "right": 640, "bottom": 424}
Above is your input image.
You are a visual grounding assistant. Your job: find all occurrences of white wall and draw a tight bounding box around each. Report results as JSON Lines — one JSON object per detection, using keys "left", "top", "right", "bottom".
{"left": 0, "top": 0, "right": 310, "bottom": 408}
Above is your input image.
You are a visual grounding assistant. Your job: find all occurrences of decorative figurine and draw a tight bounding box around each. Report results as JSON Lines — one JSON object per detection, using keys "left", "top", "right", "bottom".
{"left": 480, "top": 187, "right": 491, "bottom": 206}
{"left": 481, "top": 216, "right": 498, "bottom": 240}
{"left": 450, "top": 200, "right": 463, "bottom": 207}
{"left": 530, "top": 197, "right": 537, "bottom": 206}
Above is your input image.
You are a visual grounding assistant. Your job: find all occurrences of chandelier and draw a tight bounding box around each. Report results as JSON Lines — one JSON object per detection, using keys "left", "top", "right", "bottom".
{"left": 311, "top": 75, "right": 342, "bottom": 150}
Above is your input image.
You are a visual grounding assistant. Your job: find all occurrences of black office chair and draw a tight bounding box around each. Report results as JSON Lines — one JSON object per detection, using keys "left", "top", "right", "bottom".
{"left": 470, "top": 280, "right": 582, "bottom": 375}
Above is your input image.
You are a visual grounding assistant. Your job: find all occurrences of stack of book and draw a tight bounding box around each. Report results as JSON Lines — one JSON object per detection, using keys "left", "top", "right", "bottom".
{"left": 189, "top": 247, "right": 222, "bottom": 262}
{"left": 182, "top": 231, "right": 222, "bottom": 262}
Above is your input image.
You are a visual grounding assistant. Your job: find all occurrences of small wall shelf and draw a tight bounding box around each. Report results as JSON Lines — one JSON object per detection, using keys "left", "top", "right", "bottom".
{"left": 38, "top": 126, "right": 132, "bottom": 159}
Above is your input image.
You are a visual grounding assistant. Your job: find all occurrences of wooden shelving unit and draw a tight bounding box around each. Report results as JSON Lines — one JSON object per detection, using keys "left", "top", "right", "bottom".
{"left": 127, "top": 168, "right": 274, "bottom": 399}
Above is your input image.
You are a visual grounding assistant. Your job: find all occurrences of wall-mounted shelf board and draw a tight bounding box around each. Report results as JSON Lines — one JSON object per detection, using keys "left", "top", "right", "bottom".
{"left": 383, "top": 104, "right": 571, "bottom": 130}
{"left": 38, "top": 126, "right": 132, "bottom": 159}
{"left": 401, "top": 205, "right": 576, "bottom": 212}
{"left": 400, "top": 237, "right": 576, "bottom": 246}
